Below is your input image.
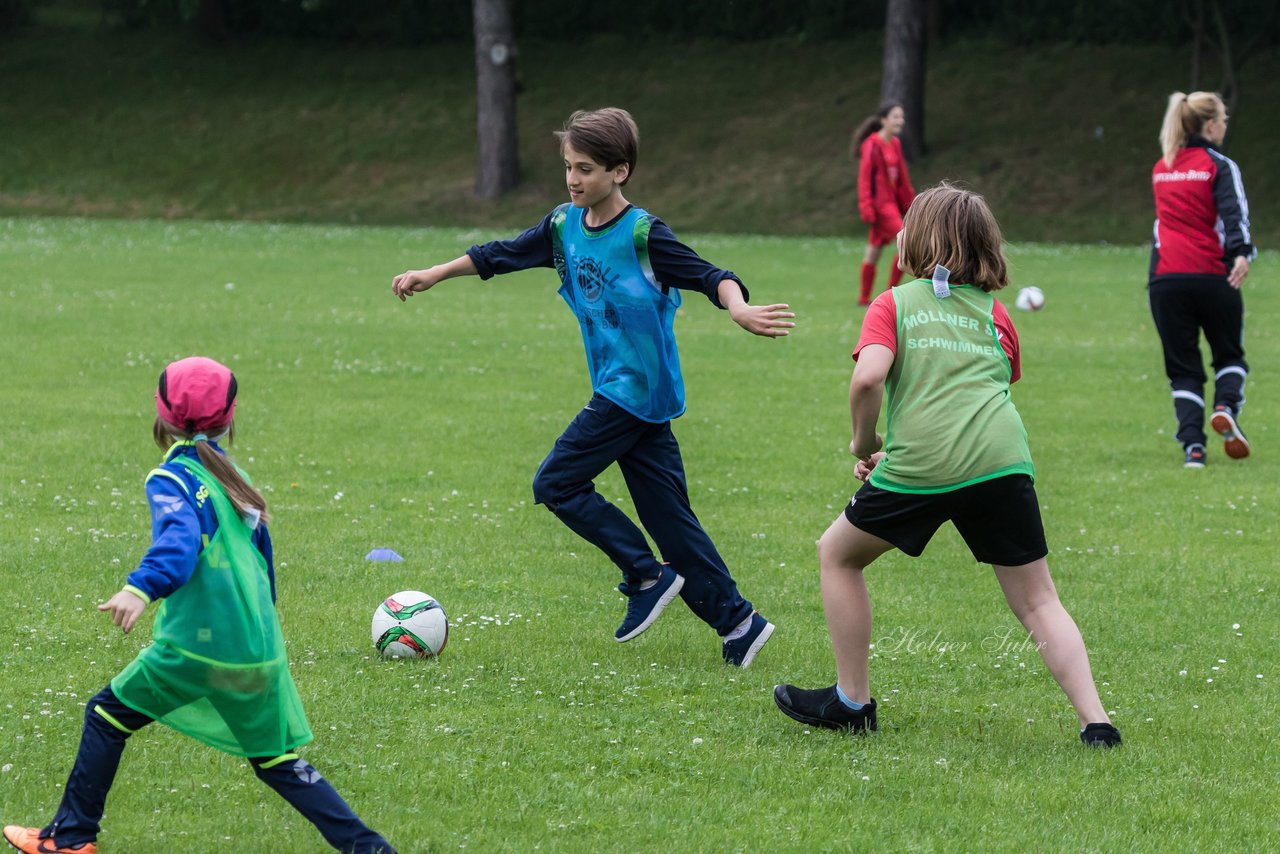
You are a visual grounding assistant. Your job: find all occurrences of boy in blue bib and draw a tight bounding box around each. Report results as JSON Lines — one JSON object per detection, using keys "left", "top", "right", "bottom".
{"left": 392, "top": 108, "right": 795, "bottom": 666}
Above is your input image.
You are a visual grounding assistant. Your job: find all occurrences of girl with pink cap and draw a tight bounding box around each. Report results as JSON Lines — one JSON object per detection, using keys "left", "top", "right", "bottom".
{"left": 4, "top": 357, "right": 395, "bottom": 854}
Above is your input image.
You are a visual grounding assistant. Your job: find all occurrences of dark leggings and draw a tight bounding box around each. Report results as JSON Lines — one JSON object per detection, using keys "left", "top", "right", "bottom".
{"left": 40, "top": 686, "right": 395, "bottom": 853}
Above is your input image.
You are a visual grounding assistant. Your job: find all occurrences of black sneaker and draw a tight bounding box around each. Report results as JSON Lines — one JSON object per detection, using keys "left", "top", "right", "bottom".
{"left": 1183, "top": 443, "right": 1207, "bottom": 468}
{"left": 1210, "top": 406, "right": 1250, "bottom": 459}
{"left": 1080, "top": 722, "right": 1122, "bottom": 748}
{"left": 773, "top": 684, "right": 877, "bottom": 732}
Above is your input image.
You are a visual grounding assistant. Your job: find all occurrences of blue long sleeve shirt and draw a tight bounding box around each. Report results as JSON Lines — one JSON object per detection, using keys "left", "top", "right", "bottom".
{"left": 125, "top": 443, "right": 275, "bottom": 604}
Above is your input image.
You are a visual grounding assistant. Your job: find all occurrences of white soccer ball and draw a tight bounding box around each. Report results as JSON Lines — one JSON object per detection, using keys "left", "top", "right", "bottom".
{"left": 1015, "top": 286, "right": 1045, "bottom": 312}
{"left": 371, "top": 590, "right": 449, "bottom": 659}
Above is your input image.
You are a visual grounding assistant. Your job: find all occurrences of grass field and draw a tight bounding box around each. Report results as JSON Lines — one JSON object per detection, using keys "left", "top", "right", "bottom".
{"left": 3, "top": 5, "right": 1280, "bottom": 245}
{"left": 1, "top": 216, "right": 1277, "bottom": 852}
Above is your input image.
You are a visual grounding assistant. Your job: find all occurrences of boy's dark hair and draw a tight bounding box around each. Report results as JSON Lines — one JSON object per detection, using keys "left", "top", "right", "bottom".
{"left": 899, "top": 182, "right": 1009, "bottom": 292}
{"left": 555, "top": 108, "right": 640, "bottom": 185}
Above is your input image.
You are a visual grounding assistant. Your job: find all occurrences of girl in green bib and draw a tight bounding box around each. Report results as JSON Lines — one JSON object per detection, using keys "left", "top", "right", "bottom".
{"left": 773, "top": 185, "right": 1121, "bottom": 748}
{"left": 4, "top": 358, "right": 395, "bottom": 854}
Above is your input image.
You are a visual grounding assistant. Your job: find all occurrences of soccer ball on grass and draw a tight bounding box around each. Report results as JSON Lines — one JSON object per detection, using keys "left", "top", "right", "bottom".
{"left": 371, "top": 591, "right": 449, "bottom": 659}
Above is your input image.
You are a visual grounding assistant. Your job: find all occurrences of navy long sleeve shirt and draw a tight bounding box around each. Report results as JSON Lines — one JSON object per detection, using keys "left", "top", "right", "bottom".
{"left": 465, "top": 205, "right": 749, "bottom": 306}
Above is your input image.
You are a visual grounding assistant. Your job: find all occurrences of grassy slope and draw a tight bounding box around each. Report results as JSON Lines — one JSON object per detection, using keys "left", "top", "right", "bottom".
{"left": 1, "top": 10, "right": 1278, "bottom": 244}
{"left": 1, "top": 218, "right": 1277, "bottom": 852}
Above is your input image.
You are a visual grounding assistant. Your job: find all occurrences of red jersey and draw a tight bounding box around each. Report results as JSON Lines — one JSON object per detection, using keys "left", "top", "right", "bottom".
{"left": 854, "top": 286, "right": 1021, "bottom": 383}
{"left": 1151, "top": 137, "right": 1255, "bottom": 282}
{"left": 858, "top": 133, "right": 915, "bottom": 224}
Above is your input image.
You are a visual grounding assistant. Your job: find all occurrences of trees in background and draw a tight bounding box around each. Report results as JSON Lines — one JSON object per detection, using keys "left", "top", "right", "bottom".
{"left": 472, "top": 0, "right": 520, "bottom": 197}
{"left": 881, "top": 0, "right": 927, "bottom": 161}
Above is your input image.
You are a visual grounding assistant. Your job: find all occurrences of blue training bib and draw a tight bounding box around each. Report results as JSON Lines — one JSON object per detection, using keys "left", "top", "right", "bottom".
{"left": 554, "top": 205, "right": 685, "bottom": 423}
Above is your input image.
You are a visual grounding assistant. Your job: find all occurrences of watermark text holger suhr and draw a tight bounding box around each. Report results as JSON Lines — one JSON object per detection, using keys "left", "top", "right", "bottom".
{"left": 874, "top": 626, "right": 1047, "bottom": 657}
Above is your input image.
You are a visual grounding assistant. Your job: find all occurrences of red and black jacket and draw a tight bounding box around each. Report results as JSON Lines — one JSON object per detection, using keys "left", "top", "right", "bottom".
{"left": 1150, "top": 136, "right": 1256, "bottom": 283}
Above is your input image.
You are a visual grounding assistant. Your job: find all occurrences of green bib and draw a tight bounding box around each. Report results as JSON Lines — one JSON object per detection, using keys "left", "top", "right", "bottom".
{"left": 112, "top": 457, "right": 312, "bottom": 757}
{"left": 869, "top": 279, "right": 1035, "bottom": 493}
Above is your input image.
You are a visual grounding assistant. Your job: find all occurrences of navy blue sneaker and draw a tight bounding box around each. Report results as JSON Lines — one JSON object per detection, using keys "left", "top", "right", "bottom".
{"left": 1080, "top": 722, "right": 1122, "bottom": 748}
{"left": 615, "top": 564, "right": 684, "bottom": 642}
{"left": 1184, "top": 443, "right": 1207, "bottom": 468}
{"left": 773, "top": 683, "right": 877, "bottom": 731}
{"left": 722, "top": 611, "right": 774, "bottom": 667}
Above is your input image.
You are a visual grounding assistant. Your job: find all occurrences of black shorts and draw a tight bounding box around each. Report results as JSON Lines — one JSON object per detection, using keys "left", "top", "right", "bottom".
{"left": 844, "top": 474, "right": 1047, "bottom": 566}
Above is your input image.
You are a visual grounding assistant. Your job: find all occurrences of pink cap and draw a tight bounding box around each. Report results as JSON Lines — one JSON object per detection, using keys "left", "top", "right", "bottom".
{"left": 155, "top": 356, "right": 238, "bottom": 433}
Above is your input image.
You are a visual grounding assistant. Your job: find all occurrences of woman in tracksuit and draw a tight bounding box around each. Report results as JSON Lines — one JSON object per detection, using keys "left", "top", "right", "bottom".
{"left": 1150, "top": 90, "right": 1256, "bottom": 467}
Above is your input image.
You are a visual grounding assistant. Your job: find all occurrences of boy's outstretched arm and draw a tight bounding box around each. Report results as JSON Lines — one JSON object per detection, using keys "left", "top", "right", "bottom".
{"left": 392, "top": 255, "right": 479, "bottom": 301}
{"left": 715, "top": 279, "right": 795, "bottom": 338}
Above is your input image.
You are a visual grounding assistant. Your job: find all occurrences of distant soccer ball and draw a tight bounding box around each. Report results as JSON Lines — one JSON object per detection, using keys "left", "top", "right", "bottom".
{"left": 1015, "top": 286, "right": 1046, "bottom": 312}
{"left": 372, "top": 591, "right": 449, "bottom": 659}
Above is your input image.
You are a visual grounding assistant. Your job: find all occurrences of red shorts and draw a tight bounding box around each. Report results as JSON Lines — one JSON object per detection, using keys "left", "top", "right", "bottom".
{"left": 868, "top": 205, "right": 904, "bottom": 247}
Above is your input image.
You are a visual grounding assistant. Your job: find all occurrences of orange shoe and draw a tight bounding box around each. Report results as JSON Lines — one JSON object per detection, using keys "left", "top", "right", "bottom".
{"left": 3, "top": 826, "right": 96, "bottom": 854}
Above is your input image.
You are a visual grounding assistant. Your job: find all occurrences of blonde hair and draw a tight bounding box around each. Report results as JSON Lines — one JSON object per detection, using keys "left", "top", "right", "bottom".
{"left": 153, "top": 417, "right": 270, "bottom": 525}
{"left": 1160, "top": 91, "right": 1224, "bottom": 167}
{"left": 899, "top": 183, "right": 1009, "bottom": 292}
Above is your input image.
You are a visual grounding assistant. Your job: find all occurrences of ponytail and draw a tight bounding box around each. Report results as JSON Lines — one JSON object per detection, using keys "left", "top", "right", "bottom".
{"left": 850, "top": 115, "right": 883, "bottom": 160}
{"left": 1160, "top": 90, "right": 1224, "bottom": 167}
{"left": 153, "top": 417, "right": 271, "bottom": 525}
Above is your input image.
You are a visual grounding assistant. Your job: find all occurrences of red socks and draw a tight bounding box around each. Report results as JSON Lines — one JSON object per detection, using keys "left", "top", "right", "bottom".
{"left": 888, "top": 255, "right": 904, "bottom": 287}
{"left": 859, "top": 263, "right": 875, "bottom": 305}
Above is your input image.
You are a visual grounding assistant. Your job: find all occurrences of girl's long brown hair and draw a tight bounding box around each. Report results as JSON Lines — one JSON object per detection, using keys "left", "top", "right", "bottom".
{"left": 850, "top": 101, "right": 903, "bottom": 161}
{"left": 153, "top": 418, "right": 270, "bottom": 525}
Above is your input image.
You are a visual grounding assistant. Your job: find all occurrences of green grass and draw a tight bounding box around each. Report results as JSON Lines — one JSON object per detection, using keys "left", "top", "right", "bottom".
{"left": 2, "top": 7, "right": 1280, "bottom": 245}
{"left": 1, "top": 217, "right": 1277, "bottom": 852}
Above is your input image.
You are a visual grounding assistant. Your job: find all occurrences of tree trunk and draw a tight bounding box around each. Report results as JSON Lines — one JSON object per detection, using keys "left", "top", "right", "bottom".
{"left": 191, "top": 0, "right": 231, "bottom": 41}
{"left": 1208, "top": 0, "right": 1238, "bottom": 116}
{"left": 1184, "top": 0, "right": 1204, "bottom": 90}
{"left": 881, "top": 0, "right": 927, "bottom": 161}
{"left": 473, "top": 0, "right": 520, "bottom": 198}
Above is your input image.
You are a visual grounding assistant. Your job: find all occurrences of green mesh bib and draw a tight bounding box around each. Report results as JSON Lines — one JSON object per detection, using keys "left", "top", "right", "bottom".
{"left": 112, "top": 457, "right": 312, "bottom": 757}
{"left": 868, "top": 279, "right": 1035, "bottom": 493}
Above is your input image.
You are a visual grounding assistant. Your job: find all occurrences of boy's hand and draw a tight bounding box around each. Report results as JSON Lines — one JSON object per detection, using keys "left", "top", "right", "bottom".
{"left": 392, "top": 267, "right": 442, "bottom": 301}
{"left": 854, "top": 451, "right": 886, "bottom": 482}
{"left": 729, "top": 302, "right": 796, "bottom": 338}
{"left": 98, "top": 589, "right": 147, "bottom": 634}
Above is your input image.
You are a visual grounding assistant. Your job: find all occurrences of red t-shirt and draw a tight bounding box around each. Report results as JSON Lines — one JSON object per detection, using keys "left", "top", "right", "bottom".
{"left": 853, "top": 288, "right": 1022, "bottom": 383}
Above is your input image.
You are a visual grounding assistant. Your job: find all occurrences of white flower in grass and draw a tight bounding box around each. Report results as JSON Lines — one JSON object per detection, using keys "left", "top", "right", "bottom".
{"left": 692, "top": 738, "right": 703, "bottom": 746}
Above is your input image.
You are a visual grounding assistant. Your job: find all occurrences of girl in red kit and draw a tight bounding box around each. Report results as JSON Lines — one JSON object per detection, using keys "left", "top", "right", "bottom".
{"left": 852, "top": 102, "right": 916, "bottom": 306}
{"left": 1150, "top": 90, "right": 1256, "bottom": 468}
